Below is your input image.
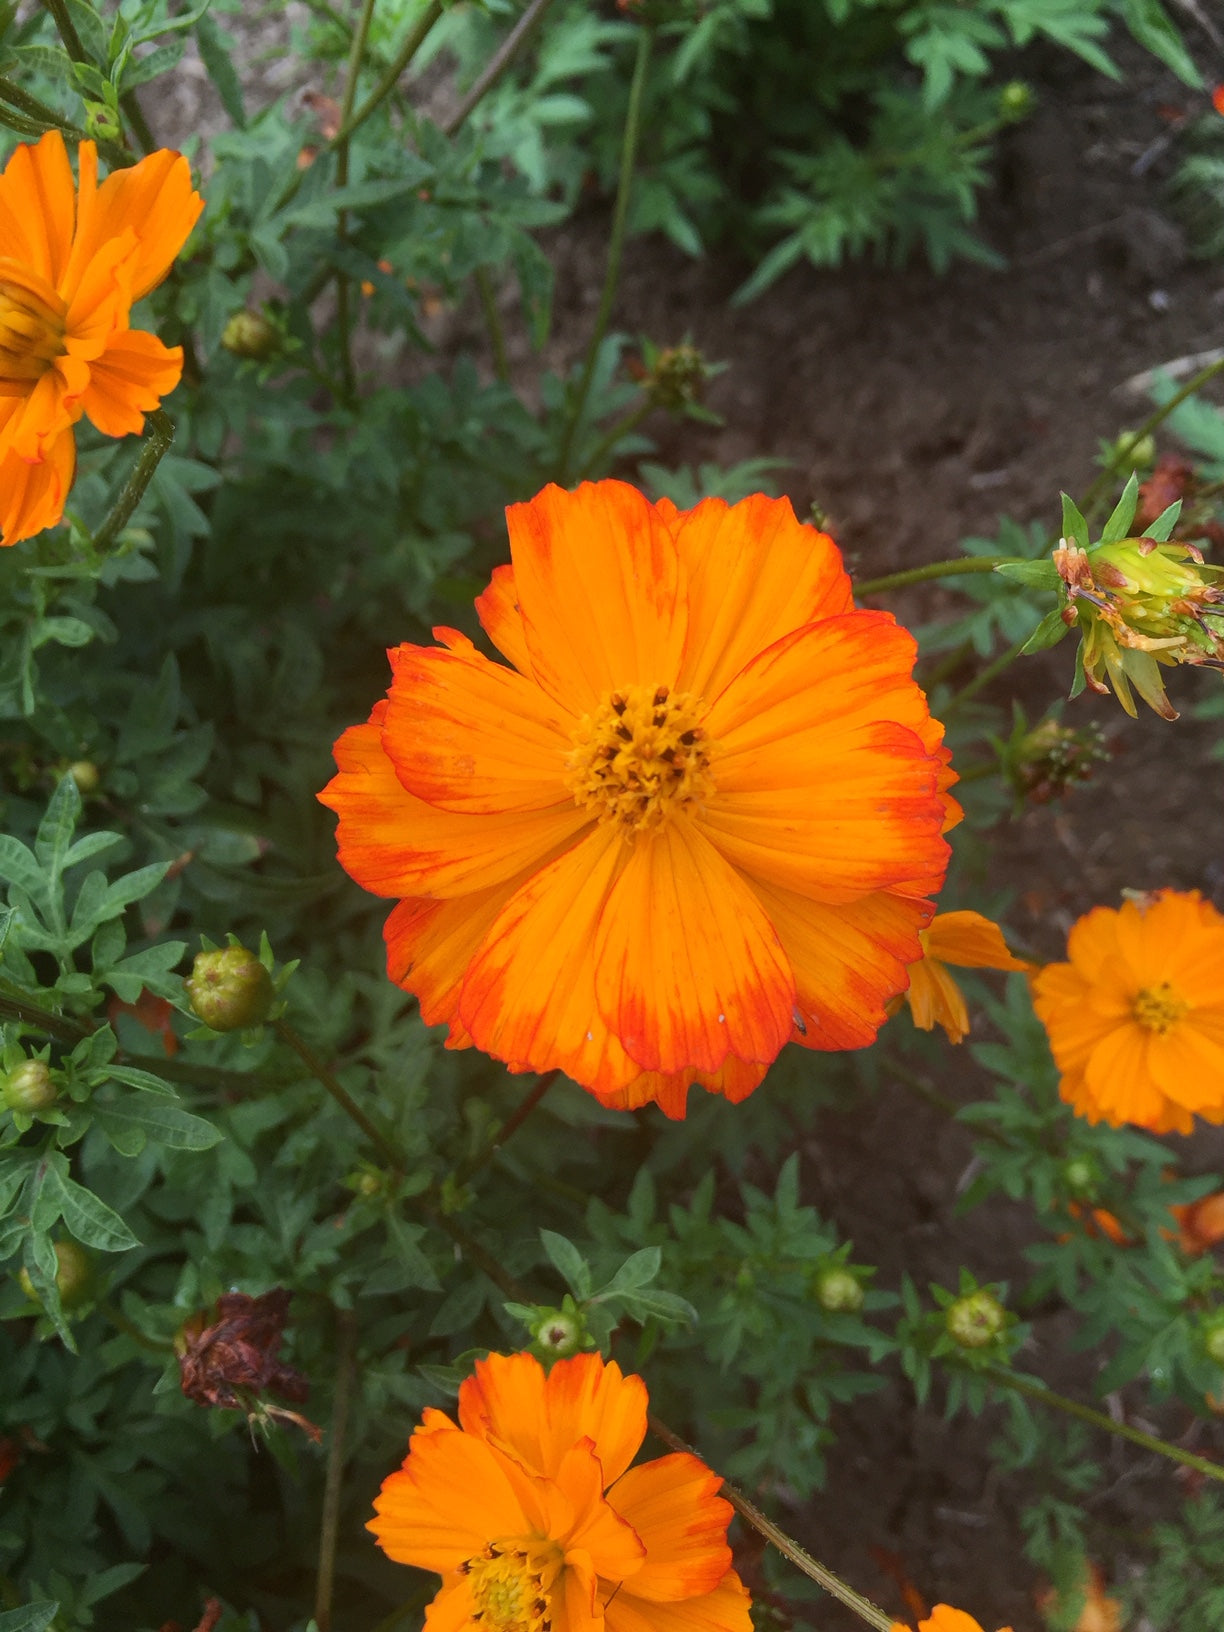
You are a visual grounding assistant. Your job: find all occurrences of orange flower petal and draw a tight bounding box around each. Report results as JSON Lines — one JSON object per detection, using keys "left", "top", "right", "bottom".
{"left": 382, "top": 637, "right": 574, "bottom": 812}
{"left": 319, "top": 710, "right": 588, "bottom": 898}
{"left": 423, "top": 1578, "right": 478, "bottom": 1632}
{"left": 752, "top": 882, "right": 927, "bottom": 1050}
{"left": 0, "top": 424, "right": 74, "bottom": 546}
{"left": 701, "top": 615, "right": 948, "bottom": 903}
{"left": 606, "top": 1453, "right": 731, "bottom": 1602}
{"left": 670, "top": 494, "right": 852, "bottom": 700}
{"left": 79, "top": 328, "right": 183, "bottom": 437}
{"left": 1148, "top": 1025, "right": 1224, "bottom": 1112}
{"left": 458, "top": 824, "right": 642, "bottom": 1094}
{"left": 595, "top": 1056, "right": 768, "bottom": 1119}
{"left": 606, "top": 1570, "right": 754, "bottom": 1632}
{"left": 0, "top": 131, "right": 76, "bottom": 287}
{"left": 905, "top": 956, "right": 970, "bottom": 1043}
{"left": 62, "top": 145, "right": 202, "bottom": 307}
{"left": 506, "top": 482, "right": 687, "bottom": 715}
{"left": 592, "top": 819, "right": 794, "bottom": 1074}
{"left": 384, "top": 882, "right": 523, "bottom": 1030}
{"left": 1082, "top": 1024, "right": 1167, "bottom": 1128}
{"left": 922, "top": 911, "right": 1030, "bottom": 971}
{"left": 458, "top": 1352, "right": 648, "bottom": 1488}
{"left": 475, "top": 562, "right": 533, "bottom": 677}
{"left": 368, "top": 1418, "right": 543, "bottom": 1572}
{"left": 554, "top": 1442, "right": 647, "bottom": 1579}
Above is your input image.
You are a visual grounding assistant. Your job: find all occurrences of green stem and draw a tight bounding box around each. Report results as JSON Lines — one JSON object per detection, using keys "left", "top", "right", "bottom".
{"left": 91, "top": 409, "right": 175, "bottom": 552}
{"left": 855, "top": 556, "right": 1005, "bottom": 596}
{"left": 272, "top": 1017, "right": 403, "bottom": 1172}
{"left": 443, "top": 0, "right": 560, "bottom": 138}
{"left": 1080, "top": 355, "right": 1224, "bottom": 520}
{"left": 987, "top": 1366, "right": 1224, "bottom": 1487}
{"left": 0, "top": 76, "right": 87, "bottom": 136}
{"left": 556, "top": 25, "right": 653, "bottom": 482}
{"left": 452, "top": 1071, "right": 559, "bottom": 1188}
{"left": 648, "top": 1417, "right": 894, "bottom": 1631}
{"left": 942, "top": 633, "right": 1029, "bottom": 716}
{"left": 0, "top": 992, "right": 92, "bottom": 1045}
{"left": 475, "top": 266, "right": 510, "bottom": 383}
{"left": 341, "top": 1, "right": 443, "bottom": 141}
{"left": 0, "top": 104, "right": 51, "bottom": 139}
{"left": 314, "top": 1308, "right": 359, "bottom": 1632}
{"left": 579, "top": 396, "right": 652, "bottom": 480}
{"left": 333, "top": 0, "right": 380, "bottom": 405}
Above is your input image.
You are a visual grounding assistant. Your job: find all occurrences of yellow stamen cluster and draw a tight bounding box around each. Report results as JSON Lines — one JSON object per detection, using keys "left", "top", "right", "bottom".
{"left": 566, "top": 682, "right": 714, "bottom": 834}
{"left": 1132, "top": 981, "right": 1188, "bottom": 1035}
{"left": 0, "top": 272, "right": 66, "bottom": 382}
{"left": 463, "top": 1539, "right": 560, "bottom": 1632}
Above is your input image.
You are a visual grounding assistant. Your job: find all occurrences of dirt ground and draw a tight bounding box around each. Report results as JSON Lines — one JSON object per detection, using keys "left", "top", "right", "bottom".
{"left": 153, "top": 18, "right": 1224, "bottom": 1629}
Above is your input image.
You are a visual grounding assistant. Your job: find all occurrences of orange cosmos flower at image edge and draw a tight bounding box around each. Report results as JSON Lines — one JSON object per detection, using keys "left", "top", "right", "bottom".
{"left": 368, "top": 1349, "right": 752, "bottom": 1632}
{"left": 1031, "top": 888, "right": 1224, "bottom": 1133}
{"left": 320, "top": 481, "right": 960, "bottom": 1117}
{"left": 0, "top": 129, "right": 203, "bottom": 546}
{"left": 890, "top": 1610, "right": 1013, "bottom": 1632}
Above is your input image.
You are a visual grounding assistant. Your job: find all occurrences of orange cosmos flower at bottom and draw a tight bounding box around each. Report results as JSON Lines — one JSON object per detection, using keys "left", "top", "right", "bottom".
{"left": 0, "top": 130, "right": 203, "bottom": 546}
{"left": 369, "top": 1350, "right": 751, "bottom": 1632}
{"left": 1031, "top": 889, "right": 1224, "bottom": 1133}
{"left": 898, "top": 910, "right": 1031, "bottom": 1043}
{"left": 891, "top": 1610, "right": 1013, "bottom": 1632}
{"left": 321, "top": 481, "right": 959, "bottom": 1117}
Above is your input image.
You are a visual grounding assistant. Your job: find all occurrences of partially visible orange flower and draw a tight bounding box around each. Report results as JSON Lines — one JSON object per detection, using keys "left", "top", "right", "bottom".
{"left": 1032, "top": 890, "right": 1224, "bottom": 1133}
{"left": 1170, "top": 1190, "right": 1224, "bottom": 1255}
{"left": 1064, "top": 1203, "right": 1134, "bottom": 1246}
{"left": 1213, "top": 84, "right": 1224, "bottom": 117}
{"left": 899, "top": 910, "right": 1031, "bottom": 1043}
{"left": 0, "top": 130, "right": 203, "bottom": 546}
{"left": 369, "top": 1350, "right": 752, "bottom": 1632}
{"left": 890, "top": 1608, "right": 1013, "bottom": 1632}
{"left": 107, "top": 986, "right": 179, "bottom": 1056}
{"left": 321, "top": 482, "right": 959, "bottom": 1117}
{"left": 1036, "top": 1564, "right": 1122, "bottom": 1632}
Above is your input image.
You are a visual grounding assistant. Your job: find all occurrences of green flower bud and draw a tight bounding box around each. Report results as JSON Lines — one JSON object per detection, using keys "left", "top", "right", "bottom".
{"left": 945, "top": 1288, "right": 1007, "bottom": 1349}
{"left": 531, "top": 1307, "right": 584, "bottom": 1359}
{"left": 998, "top": 81, "right": 1033, "bottom": 120}
{"left": 1061, "top": 1156, "right": 1100, "bottom": 1200}
{"left": 67, "top": 760, "right": 101, "bottom": 794}
{"left": 19, "top": 1241, "right": 93, "bottom": 1309}
{"left": 221, "top": 310, "right": 278, "bottom": 361}
{"left": 185, "top": 945, "right": 274, "bottom": 1031}
{"left": 1204, "top": 1316, "right": 1224, "bottom": 1365}
{"left": 2, "top": 1059, "right": 57, "bottom": 1113}
{"left": 1112, "top": 431, "right": 1156, "bottom": 470}
{"left": 812, "top": 1267, "right": 865, "bottom": 1313}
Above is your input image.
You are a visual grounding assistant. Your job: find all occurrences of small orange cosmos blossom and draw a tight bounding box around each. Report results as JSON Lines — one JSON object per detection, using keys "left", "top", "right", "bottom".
{"left": 0, "top": 130, "right": 203, "bottom": 546}
{"left": 368, "top": 1350, "right": 753, "bottom": 1632}
{"left": 320, "top": 481, "right": 959, "bottom": 1115}
{"left": 1032, "top": 889, "right": 1224, "bottom": 1134}
{"left": 899, "top": 910, "right": 1031, "bottom": 1043}
{"left": 890, "top": 1609, "right": 1013, "bottom": 1632}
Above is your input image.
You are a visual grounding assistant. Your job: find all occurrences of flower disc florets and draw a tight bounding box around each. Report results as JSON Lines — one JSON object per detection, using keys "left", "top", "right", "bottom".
{"left": 566, "top": 684, "right": 713, "bottom": 833}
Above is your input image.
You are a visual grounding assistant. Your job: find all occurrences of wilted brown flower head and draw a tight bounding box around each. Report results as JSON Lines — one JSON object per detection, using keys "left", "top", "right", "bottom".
{"left": 178, "top": 1289, "right": 315, "bottom": 1435}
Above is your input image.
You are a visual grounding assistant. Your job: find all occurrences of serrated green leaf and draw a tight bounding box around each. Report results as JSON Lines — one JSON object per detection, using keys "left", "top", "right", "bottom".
{"left": 119, "top": 38, "right": 184, "bottom": 91}
{"left": 0, "top": 1603, "right": 60, "bottom": 1632}
{"left": 540, "top": 1230, "right": 591, "bottom": 1299}
{"left": 93, "top": 1098, "right": 221, "bottom": 1151}
{"left": 43, "top": 1163, "right": 139, "bottom": 1252}
{"left": 597, "top": 1246, "right": 661, "bottom": 1297}
{"left": 194, "top": 12, "right": 245, "bottom": 127}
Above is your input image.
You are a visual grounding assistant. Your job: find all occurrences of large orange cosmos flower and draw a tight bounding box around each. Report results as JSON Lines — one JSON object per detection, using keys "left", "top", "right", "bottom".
{"left": 0, "top": 130, "right": 203, "bottom": 546}
{"left": 1032, "top": 889, "right": 1224, "bottom": 1133}
{"left": 890, "top": 1610, "right": 1013, "bottom": 1632}
{"left": 369, "top": 1350, "right": 752, "bottom": 1632}
{"left": 321, "top": 482, "right": 958, "bottom": 1116}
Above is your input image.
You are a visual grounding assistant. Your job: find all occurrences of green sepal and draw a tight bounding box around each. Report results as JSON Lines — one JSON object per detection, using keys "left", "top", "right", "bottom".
{"left": 1019, "top": 608, "right": 1071, "bottom": 654}
{"left": 994, "top": 559, "right": 1061, "bottom": 589}
{"left": 1060, "top": 492, "right": 1090, "bottom": 550}
{"left": 1142, "top": 500, "right": 1182, "bottom": 542}
{"left": 1099, "top": 472, "right": 1139, "bottom": 543}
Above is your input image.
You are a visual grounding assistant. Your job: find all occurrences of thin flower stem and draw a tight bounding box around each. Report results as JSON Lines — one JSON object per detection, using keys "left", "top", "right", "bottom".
{"left": 452, "top": 1071, "right": 559, "bottom": 1188}
{"left": 854, "top": 556, "right": 1006, "bottom": 596}
{"left": 941, "top": 633, "right": 1030, "bottom": 716}
{"left": 1080, "top": 354, "right": 1224, "bottom": 520}
{"left": 579, "top": 396, "right": 653, "bottom": 480}
{"left": 272, "top": 1016, "right": 403, "bottom": 1171}
{"left": 986, "top": 1366, "right": 1224, "bottom": 1486}
{"left": 556, "top": 25, "right": 653, "bottom": 482}
{"left": 333, "top": 0, "right": 380, "bottom": 404}
{"left": 340, "top": 0, "right": 444, "bottom": 141}
{"left": 475, "top": 266, "right": 510, "bottom": 382}
{"left": 91, "top": 408, "right": 175, "bottom": 552}
{"left": 0, "top": 76, "right": 87, "bottom": 139}
{"left": 315, "top": 1307, "right": 359, "bottom": 1632}
{"left": 647, "top": 1417, "right": 895, "bottom": 1631}
{"left": 0, "top": 992, "right": 92, "bottom": 1044}
{"left": 443, "top": 0, "right": 559, "bottom": 138}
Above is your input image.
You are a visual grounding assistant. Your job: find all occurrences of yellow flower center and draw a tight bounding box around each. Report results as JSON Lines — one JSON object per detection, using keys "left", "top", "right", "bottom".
{"left": 565, "top": 682, "right": 714, "bottom": 833}
{"left": 1132, "top": 981, "right": 1188, "bottom": 1034}
{"left": 0, "top": 266, "right": 68, "bottom": 385}
{"left": 464, "top": 1540, "right": 562, "bottom": 1632}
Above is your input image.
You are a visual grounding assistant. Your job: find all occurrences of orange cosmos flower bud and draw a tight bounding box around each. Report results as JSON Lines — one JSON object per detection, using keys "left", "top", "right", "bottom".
{"left": 0, "top": 132, "right": 203, "bottom": 546}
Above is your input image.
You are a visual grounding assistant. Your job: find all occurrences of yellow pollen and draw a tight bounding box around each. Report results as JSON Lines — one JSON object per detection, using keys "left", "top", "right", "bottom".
{"left": 0, "top": 274, "right": 68, "bottom": 385}
{"left": 565, "top": 682, "right": 714, "bottom": 833}
{"left": 464, "top": 1540, "right": 561, "bottom": 1632}
{"left": 1132, "top": 981, "right": 1188, "bottom": 1034}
